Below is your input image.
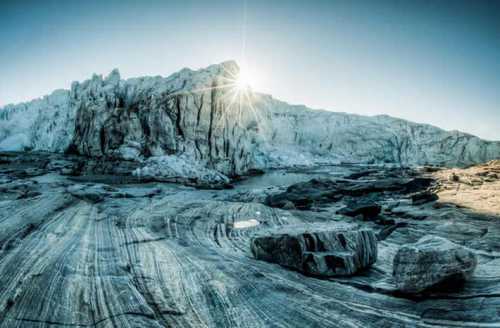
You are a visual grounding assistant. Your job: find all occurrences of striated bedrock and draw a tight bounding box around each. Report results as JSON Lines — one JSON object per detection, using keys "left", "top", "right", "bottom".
{"left": 393, "top": 235, "right": 477, "bottom": 293}
{"left": 250, "top": 224, "right": 378, "bottom": 277}
{"left": 2, "top": 154, "right": 500, "bottom": 327}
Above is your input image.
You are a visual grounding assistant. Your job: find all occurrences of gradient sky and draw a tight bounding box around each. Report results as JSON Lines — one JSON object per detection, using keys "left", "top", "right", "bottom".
{"left": 1, "top": 0, "right": 499, "bottom": 140}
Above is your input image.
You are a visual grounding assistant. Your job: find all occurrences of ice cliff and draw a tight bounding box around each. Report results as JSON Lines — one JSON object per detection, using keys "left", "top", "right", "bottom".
{"left": 254, "top": 95, "right": 500, "bottom": 167}
{"left": 1, "top": 61, "right": 499, "bottom": 184}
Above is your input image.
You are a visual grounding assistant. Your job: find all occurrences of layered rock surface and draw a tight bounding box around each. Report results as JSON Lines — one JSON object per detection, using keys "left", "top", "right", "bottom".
{"left": 393, "top": 236, "right": 477, "bottom": 293}
{"left": 250, "top": 224, "right": 378, "bottom": 276}
{"left": 1, "top": 153, "right": 500, "bottom": 327}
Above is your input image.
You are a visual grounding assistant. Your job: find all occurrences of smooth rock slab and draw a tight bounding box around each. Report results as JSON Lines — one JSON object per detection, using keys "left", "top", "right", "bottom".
{"left": 393, "top": 235, "right": 477, "bottom": 293}
{"left": 250, "top": 224, "right": 377, "bottom": 276}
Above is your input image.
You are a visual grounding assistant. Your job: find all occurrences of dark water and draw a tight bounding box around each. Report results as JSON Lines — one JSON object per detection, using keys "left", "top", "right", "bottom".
{"left": 234, "top": 165, "right": 356, "bottom": 190}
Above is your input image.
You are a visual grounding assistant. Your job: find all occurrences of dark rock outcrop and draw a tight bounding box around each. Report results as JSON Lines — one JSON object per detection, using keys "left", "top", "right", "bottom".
{"left": 250, "top": 224, "right": 378, "bottom": 277}
{"left": 337, "top": 201, "right": 381, "bottom": 219}
{"left": 393, "top": 236, "right": 477, "bottom": 293}
{"left": 345, "top": 170, "right": 378, "bottom": 180}
{"left": 265, "top": 179, "right": 341, "bottom": 209}
{"left": 265, "top": 176, "right": 435, "bottom": 210}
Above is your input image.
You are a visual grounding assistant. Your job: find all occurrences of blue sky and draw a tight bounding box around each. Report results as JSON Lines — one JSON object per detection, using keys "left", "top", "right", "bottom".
{"left": 1, "top": 0, "right": 499, "bottom": 140}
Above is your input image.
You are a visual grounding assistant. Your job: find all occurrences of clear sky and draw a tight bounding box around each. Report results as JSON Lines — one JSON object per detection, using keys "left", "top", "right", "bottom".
{"left": 1, "top": 0, "right": 499, "bottom": 140}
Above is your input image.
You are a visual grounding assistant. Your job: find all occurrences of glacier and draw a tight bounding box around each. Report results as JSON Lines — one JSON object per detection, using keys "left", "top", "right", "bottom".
{"left": 1, "top": 61, "right": 499, "bottom": 185}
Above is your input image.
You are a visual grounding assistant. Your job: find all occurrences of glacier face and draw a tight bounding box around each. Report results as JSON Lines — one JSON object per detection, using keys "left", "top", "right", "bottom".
{"left": 254, "top": 95, "right": 500, "bottom": 167}
{"left": 68, "top": 62, "right": 259, "bottom": 177}
{"left": 0, "top": 89, "right": 74, "bottom": 152}
{"left": 1, "top": 61, "right": 499, "bottom": 181}
{"left": 0, "top": 62, "right": 260, "bottom": 179}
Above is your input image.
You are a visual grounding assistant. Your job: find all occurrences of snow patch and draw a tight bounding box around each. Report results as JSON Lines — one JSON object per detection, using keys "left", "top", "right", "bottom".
{"left": 233, "top": 219, "right": 260, "bottom": 229}
{"left": 133, "top": 155, "right": 230, "bottom": 185}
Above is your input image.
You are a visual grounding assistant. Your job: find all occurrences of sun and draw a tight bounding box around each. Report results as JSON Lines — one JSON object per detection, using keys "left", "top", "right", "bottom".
{"left": 206, "top": 61, "right": 265, "bottom": 118}
{"left": 235, "top": 66, "right": 255, "bottom": 90}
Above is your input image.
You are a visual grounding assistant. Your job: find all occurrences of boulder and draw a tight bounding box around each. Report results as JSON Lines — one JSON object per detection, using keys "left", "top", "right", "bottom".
{"left": 393, "top": 236, "right": 477, "bottom": 293}
{"left": 250, "top": 224, "right": 377, "bottom": 276}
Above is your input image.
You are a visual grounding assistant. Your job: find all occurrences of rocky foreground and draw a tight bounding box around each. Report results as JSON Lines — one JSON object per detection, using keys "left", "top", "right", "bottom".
{"left": 1, "top": 152, "right": 500, "bottom": 327}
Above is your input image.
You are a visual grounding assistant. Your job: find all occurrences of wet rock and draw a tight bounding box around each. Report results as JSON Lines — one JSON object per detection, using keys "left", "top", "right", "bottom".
{"left": 251, "top": 224, "right": 377, "bottom": 276}
{"left": 337, "top": 201, "right": 381, "bottom": 219}
{"left": 345, "top": 170, "right": 377, "bottom": 180}
{"left": 265, "top": 179, "right": 341, "bottom": 210}
{"left": 393, "top": 236, "right": 477, "bottom": 293}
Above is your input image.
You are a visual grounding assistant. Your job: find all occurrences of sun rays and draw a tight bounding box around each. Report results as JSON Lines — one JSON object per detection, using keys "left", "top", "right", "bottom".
{"left": 180, "top": 62, "right": 267, "bottom": 131}
{"left": 234, "top": 65, "right": 255, "bottom": 91}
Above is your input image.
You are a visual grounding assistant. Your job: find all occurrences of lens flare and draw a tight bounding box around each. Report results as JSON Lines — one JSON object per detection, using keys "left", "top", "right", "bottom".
{"left": 235, "top": 66, "right": 254, "bottom": 90}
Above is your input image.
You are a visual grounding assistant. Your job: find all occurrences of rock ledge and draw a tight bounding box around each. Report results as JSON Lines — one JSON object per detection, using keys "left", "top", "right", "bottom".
{"left": 251, "top": 224, "right": 377, "bottom": 277}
